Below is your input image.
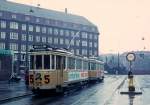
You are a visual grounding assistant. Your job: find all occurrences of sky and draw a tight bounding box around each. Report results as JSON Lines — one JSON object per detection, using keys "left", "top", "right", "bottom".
{"left": 9, "top": 0, "right": 150, "bottom": 54}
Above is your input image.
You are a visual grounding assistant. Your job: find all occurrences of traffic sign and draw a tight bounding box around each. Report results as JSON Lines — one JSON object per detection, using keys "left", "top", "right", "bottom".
{"left": 126, "top": 53, "right": 136, "bottom": 62}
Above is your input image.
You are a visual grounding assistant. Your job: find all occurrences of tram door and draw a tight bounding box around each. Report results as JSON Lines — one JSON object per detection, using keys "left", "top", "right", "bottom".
{"left": 56, "top": 55, "right": 64, "bottom": 86}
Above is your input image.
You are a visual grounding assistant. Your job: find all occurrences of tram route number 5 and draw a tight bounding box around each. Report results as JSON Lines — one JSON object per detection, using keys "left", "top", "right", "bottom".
{"left": 44, "top": 75, "right": 50, "bottom": 84}
{"left": 29, "top": 74, "right": 50, "bottom": 84}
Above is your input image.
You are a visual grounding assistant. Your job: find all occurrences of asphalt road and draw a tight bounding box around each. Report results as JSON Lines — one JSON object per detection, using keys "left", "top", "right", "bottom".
{"left": 1, "top": 75, "right": 126, "bottom": 105}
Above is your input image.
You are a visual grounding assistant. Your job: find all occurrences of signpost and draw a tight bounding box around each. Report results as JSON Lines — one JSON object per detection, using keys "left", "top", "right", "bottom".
{"left": 126, "top": 53, "right": 136, "bottom": 91}
{"left": 120, "top": 52, "right": 142, "bottom": 95}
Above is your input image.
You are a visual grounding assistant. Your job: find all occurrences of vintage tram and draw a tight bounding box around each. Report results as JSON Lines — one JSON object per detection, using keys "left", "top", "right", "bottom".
{"left": 29, "top": 45, "right": 104, "bottom": 93}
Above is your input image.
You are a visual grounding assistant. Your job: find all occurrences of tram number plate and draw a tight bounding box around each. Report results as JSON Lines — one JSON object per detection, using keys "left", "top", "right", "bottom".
{"left": 30, "top": 73, "right": 50, "bottom": 84}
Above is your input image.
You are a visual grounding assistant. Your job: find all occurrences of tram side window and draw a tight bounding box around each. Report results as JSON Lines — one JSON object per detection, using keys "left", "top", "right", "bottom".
{"left": 36, "top": 55, "right": 42, "bottom": 69}
{"left": 90, "top": 62, "right": 96, "bottom": 70}
{"left": 98, "top": 64, "right": 101, "bottom": 70}
{"left": 96, "top": 63, "right": 99, "bottom": 70}
{"left": 56, "top": 56, "right": 66, "bottom": 70}
{"left": 100, "top": 64, "right": 104, "bottom": 70}
{"left": 52, "top": 55, "right": 55, "bottom": 69}
{"left": 76, "top": 59, "right": 82, "bottom": 70}
{"left": 68, "top": 57, "right": 75, "bottom": 69}
{"left": 44, "top": 55, "right": 50, "bottom": 69}
{"left": 56, "top": 55, "right": 61, "bottom": 69}
{"left": 30, "top": 55, "right": 34, "bottom": 69}
{"left": 83, "top": 61, "right": 88, "bottom": 71}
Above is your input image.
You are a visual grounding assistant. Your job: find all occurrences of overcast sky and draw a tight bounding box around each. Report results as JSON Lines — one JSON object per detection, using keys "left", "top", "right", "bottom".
{"left": 9, "top": 0, "right": 150, "bottom": 54}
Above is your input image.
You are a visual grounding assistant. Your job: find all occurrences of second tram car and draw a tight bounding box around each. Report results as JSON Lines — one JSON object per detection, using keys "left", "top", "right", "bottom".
{"left": 29, "top": 45, "right": 104, "bottom": 93}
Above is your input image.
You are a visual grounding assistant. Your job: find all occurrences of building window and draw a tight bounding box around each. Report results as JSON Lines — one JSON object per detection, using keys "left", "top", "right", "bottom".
{"left": 70, "top": 40, "right": 74, "bottom": 46}
{"left": 25, "top": 16, "right": 30, "bottom": 21}
{"left": 21, "top": 45, "right": 26, "bottom": 51}
{"left": 48, "top": 27, "right": 52, "bottom": 34}
{"left": 12, "top": 14, "right": 17, "bottom": 19}
{"left": 71, "top": 31, "right": 75, "bottom": 37}
{"left": 21, "top": 34, "right": 26, "bottom": 41}
{"left": 21, "top": 54, "right": 26, "bottom": 61}
{"left": 36, "top": 18, "right": 40, "bottom": 23}
{"left": 14, "top": 54, "right": 18, "bottom": 60}
{"left": 60, "top": 29, "right": 64, "bottom": 36}
{"left": 82, "top": 41, "right": 87, "bottom": 47}
{"left": 42, "top": 37, "right": 46, "bottom": 43}
{"left": 94, "top": 42, "right": 97, "bottom": 47}
{"left": 42, "top": 27, "right": 46, "bottom": 33}
{"left": 89, "top": 42, "right": 92, "bottom": 47}
{"left": 76, "top": 40, "right": 80, "bottom": 46}
{"left": 36, "top": 36, "right": 40, "bottom": 42}
{"left": 10, "top": 43, "right": 18, "bottom": 50}
{"left": 54, "top": 28, "right": 58, "bottom": 35}
{"left": 22, "top": 24, "right": 26, "bottom": 31}
{"left": 0, "top": 43, "right": 5, "bottom": 49}
{"left": 94, "top": 35, "right": 98, "bottom": 40}
{"left": 65, "top": 30, "right": 69, "bottom": 36}
{"left": 36, "top": 26, "right": 40, "bottom": 32}
{"left": 29, "top": 25, "right": 33, "bottom": 31}
{"left": 82, "top": 49, "right": 87, "bottom": 55}
{"left": 46, "top": 20, "right": 50, "bottom": 24}
{"left": 94, "top": 51, "right": 97, "bottom": 56}
{"left": 0, "top": 32, "right": 6, "bottom": 39}
{"left": 10, "top": 22, "right": 18, "bottom": 29}
{"left": 29, "top": 35, "right": 33, "bottom": 41}
{"left": 60, "top": 38, "right": 64, "bottom": 45}
{"left": 0, "top": 12, "right": 2, "bottom": 17}
{"left": 89, "top": 50, "right": 92, "bottom": 56}
{"left": 0, "top": 21, "right": 6, "bottom": 28}
{"left": 89, "top": 34, "right": 93, "bottom": 39}
{"left": 65, "top": 39, "right": 69, "bottom": 45}
{"left": 10, "top": 32, "right": 18, "bottom": 40}
{"left": 82, "top": 32, "right": 88, "bottom": 39}
{"left": 28, "top": 45, "right": 33, "bottom": 50}
{"left": 76, "top": 49, "right": 79, "bottom": 55}
{"left": 48, "top": 37, "right": 52, "bottom": 43}
{"left": 92, "top": 27, "right": 96, "bottom": 31}
{"left": 54, "top": 38, "right": 58, "bottom": 44}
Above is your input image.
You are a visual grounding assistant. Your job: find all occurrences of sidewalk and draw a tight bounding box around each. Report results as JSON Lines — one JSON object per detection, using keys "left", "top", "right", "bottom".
{"left": 0, "top": 80, "right": 32, "bottom": 102}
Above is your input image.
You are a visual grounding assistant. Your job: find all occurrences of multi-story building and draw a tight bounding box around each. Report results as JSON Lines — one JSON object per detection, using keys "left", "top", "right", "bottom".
{"left": 0, "top": 0, "right": 99, "bottom": 74}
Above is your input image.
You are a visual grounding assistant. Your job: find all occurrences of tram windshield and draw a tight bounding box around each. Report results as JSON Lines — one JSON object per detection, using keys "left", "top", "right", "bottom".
{"left": 36, "top": 55, "right": 42, "bottom": 69}
{"left": 44, "top": 55, "right": 50, "bottom": 69}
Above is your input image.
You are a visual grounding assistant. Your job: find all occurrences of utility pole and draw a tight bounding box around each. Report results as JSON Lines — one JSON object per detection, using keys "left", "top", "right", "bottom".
{"left": 67, "top": 31, "right": 80, "bottom": 51}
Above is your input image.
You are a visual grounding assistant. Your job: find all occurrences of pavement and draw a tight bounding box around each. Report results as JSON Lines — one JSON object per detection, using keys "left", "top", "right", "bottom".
{"left": 0, "top": 79, "right": 32, "bottom": 103}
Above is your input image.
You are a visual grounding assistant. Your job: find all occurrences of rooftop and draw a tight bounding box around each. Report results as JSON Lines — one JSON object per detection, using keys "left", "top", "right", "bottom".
{"left": 0, "top": 0, "right": 96, "bottom": 27}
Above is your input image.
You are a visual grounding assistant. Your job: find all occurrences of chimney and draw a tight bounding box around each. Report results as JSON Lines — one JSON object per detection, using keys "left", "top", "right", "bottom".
{"left": 65, "top": 8, "right": 68, "bottom": 14}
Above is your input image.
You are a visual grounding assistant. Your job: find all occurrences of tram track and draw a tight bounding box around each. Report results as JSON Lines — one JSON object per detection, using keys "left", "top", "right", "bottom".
{"left": 0, "top": 76, "right": 124, "bottom": 105}
{"left": 0, "top": 92, "right": 33, "bottom": 104}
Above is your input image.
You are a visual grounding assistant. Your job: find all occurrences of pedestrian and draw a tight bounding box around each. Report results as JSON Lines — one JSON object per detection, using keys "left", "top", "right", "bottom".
{"left": 25, "top": 70, "right": 29, "bottom": 86}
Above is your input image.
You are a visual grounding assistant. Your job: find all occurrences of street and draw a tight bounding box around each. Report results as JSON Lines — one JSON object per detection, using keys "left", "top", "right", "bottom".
{"left": 0, "top": 75, "right": 125, "bottom": 105}
{"left": 1, "top": 75, "right": 150, "bottom": 105}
